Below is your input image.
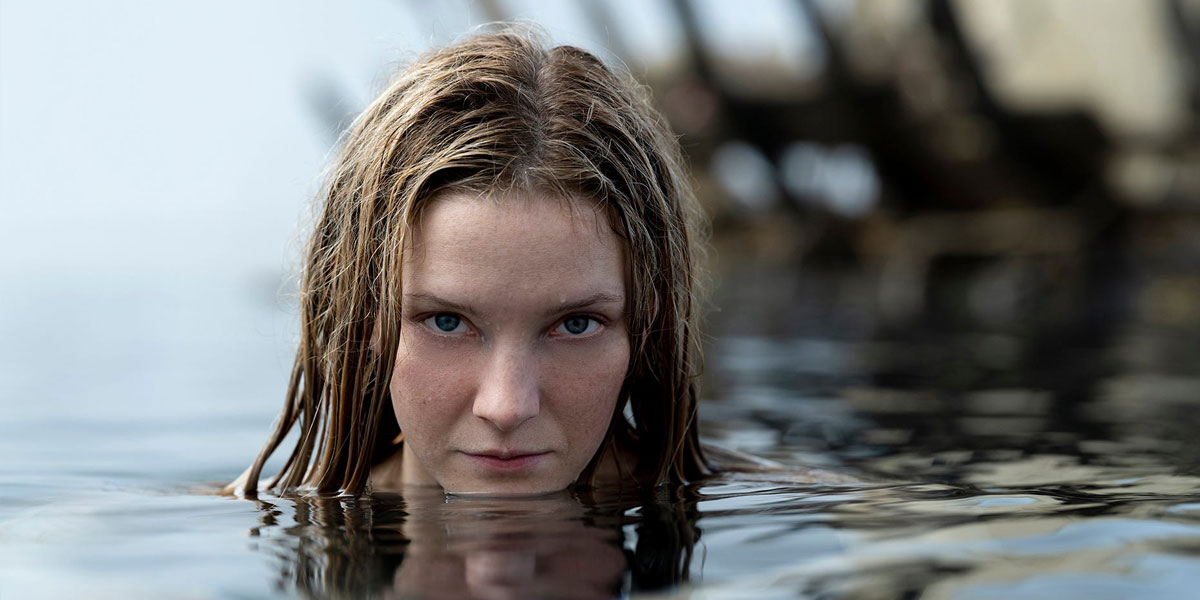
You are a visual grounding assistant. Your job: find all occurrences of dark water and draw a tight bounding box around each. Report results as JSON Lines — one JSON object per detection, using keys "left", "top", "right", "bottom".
{"left": 3, "top": 261, "right": 1200, "bottom": 599}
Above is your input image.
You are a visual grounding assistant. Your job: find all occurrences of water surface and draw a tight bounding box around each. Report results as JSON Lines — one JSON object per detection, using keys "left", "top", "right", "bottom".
{"left": 3, "top": 264, "right": 1199, "bottom": 599}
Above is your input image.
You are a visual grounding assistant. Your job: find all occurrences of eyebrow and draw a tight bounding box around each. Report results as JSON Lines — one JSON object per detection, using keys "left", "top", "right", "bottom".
{"left": 546, "top": 292, "right": 626, "bottom": 316}
{"left": 403, "top": 292, "right": 625, "bottom": 317}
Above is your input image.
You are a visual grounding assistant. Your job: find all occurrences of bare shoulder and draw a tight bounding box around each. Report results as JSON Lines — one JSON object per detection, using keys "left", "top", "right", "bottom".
{"left": 702, "top": 442, "right": 869, "bottom": 485}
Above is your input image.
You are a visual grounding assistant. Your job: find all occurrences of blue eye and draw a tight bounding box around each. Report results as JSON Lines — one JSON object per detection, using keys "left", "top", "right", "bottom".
{"left": 556, "top": 316, "right": 599, "bottom": 336}
{"left": 425, "top": 313, "right": 467, "bottom": 334}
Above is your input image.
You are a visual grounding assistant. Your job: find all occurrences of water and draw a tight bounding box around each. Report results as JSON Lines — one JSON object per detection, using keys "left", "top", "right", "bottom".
{"left": 3, "top": 0, "right": 1197, "bottom": 596}
{"left": 3, "top": 260, "right": 1200, "bottom": 599}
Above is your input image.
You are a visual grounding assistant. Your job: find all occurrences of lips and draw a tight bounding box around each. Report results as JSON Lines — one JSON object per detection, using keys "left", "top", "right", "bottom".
{"left": 464, "top": 450, "right": 550, "bottom": 473}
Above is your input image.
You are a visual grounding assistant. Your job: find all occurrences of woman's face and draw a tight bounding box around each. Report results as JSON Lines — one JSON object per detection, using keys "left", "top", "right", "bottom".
{"left": 389, "top": 191, "right": 630, "bottom": 495}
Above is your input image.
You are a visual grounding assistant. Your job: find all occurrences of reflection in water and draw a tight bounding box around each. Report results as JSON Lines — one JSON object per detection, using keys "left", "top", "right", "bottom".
{"left": 242, "top": 464, "right": 1200, "bottom": 598}
{"left": 249, "top": 487, "right": 700, "bottom": 598}
{"left": 678, "top": 476, "right": 1200, "bottom": 598}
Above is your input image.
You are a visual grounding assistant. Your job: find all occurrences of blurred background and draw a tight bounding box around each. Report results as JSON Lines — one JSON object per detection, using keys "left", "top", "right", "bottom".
{"left": 2, "top": 0, "right": 1199, "bottom": 487}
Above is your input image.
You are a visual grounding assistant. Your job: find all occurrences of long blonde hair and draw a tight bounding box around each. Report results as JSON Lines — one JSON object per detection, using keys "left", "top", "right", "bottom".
{"left": 237, "top": 27, "right": 711, "bottom": 495}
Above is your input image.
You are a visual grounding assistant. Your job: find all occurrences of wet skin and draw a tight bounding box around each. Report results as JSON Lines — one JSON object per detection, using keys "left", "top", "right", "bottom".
{"left": 377, "top": 191, "right": 630, "bottom": 495}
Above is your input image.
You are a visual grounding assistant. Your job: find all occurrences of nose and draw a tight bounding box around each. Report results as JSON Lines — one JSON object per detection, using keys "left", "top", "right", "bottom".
{"left": 472, "top": 345, "right": 540, "bottom": 432}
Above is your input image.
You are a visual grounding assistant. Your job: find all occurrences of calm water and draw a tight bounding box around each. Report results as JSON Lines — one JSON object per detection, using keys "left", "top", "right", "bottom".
{"left": 2, "top": 261, "right": 1199, "bottom": 599}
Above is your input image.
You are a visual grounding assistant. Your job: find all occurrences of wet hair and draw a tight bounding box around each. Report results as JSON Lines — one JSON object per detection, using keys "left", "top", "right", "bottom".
{"left": 235, "top": 26, "right": 711, "bottom": 495}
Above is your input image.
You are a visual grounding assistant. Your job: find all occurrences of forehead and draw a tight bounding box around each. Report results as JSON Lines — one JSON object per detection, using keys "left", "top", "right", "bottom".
{"left": 402, "top": 192, "right": 626, "bottom": 306}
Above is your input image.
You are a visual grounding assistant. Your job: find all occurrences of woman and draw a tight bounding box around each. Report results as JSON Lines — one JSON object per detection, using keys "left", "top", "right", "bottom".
{"left": 228, "top": 27, "right": 712, "bottom": 496}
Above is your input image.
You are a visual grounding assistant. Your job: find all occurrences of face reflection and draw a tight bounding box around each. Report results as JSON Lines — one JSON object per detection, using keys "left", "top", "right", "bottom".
{"left": 385, "top": 491, "right": 628, "bottom": 600}
{"left": 389, "top": 191, "right": 629, "bottom": 495}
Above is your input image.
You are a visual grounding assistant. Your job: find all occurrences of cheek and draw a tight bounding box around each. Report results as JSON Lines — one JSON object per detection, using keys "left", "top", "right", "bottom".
{"left": 544, "top": 334, "right": 630, "bottom": 438}
{"left": 389, "top": 332, "right": 473, "bottom": 433}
